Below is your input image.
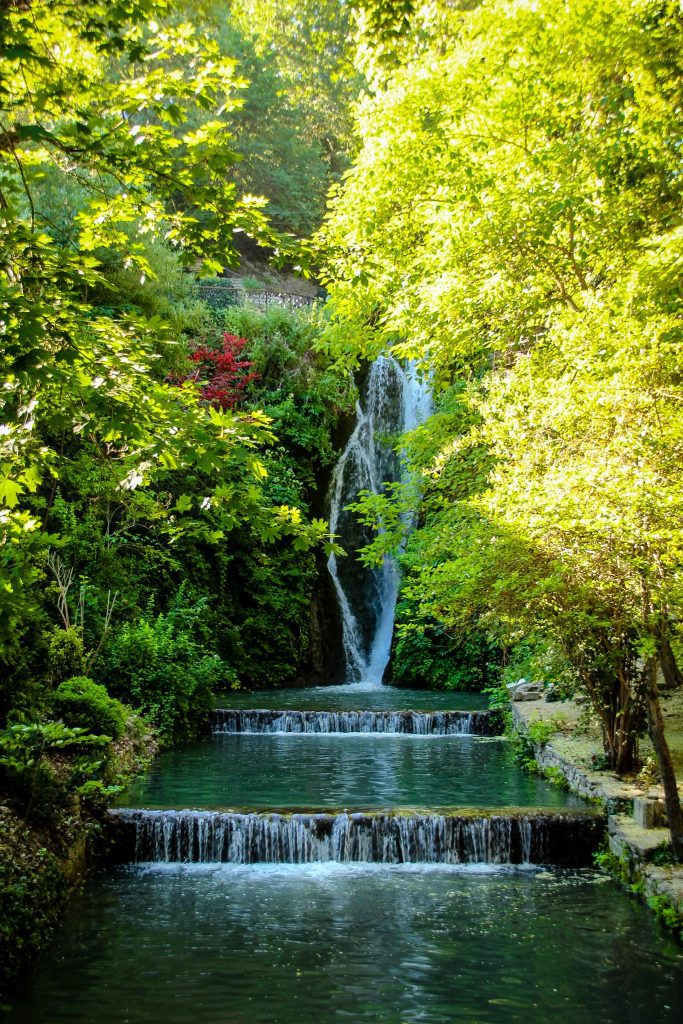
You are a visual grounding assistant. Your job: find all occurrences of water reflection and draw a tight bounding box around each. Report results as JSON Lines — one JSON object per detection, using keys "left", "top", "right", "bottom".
{"left": 9, "top": 866, "right": 683, "bottom": 1024}
{"left": 119, "top": 734, "right": 581, "bottom": 811}
{"left": 213, "top": 686, "right": 489, "bottom": 712}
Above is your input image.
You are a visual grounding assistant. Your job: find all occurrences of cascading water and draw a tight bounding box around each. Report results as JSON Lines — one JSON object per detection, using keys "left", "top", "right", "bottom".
{"left": 210, "top": 708, "right": 500, "bottom": 736}
{"left": 110, "top": 807, "right": 604, "bottom": 867}
{"left": 327, "top": 356, "right": 431, "bottom": 685}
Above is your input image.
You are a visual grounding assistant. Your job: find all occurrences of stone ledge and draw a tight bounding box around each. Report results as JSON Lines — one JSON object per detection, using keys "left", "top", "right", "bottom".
{"left": 609, "top": 815, "right": 683, "bottom": 916}
{"left": 608, "top": 813, "right": 670, "bottom": 859}
{"left": 511, "top": 701, "right": 643, "bottom": 810}
{"left": 510, "top": 699, "right": 683, "bottom": 924}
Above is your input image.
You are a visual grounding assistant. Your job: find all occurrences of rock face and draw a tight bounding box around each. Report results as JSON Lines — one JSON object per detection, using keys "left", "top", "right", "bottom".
{"left": 304, "top": 555, "right": 345, "bottom": 684}
{"left": 507, "top": 679, "right": 545, "bottom": 702}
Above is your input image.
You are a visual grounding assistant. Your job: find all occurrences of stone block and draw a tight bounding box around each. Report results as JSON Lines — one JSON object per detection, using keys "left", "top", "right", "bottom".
{"left": 633, "top": 796, "right": 667, "bottom": 830}
{"left": 509, "top": 682, "right": 545, "bottom": 702}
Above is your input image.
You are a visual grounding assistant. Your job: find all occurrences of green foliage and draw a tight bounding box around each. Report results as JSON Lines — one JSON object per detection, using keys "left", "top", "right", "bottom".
{"left": 47, "top": 628, "right": 87, "bottom": 685}
{"left": 229, "top": 544, "right": 318, "bottom": 688}
{"left": 0, "top": 0, "right": 356, "bottom": 740}
{"left": 103, "top": 238, "right": 222, "bottom": 352}
{"left": 541, "top": 766, "right": 569, "bottom": 791}
{"left": 594, "top": 845, "right": 645, "bottom": 895}
{"left": 0, "top": 0, "right": 323, "bottom": 691}
{"left": 228, "top": 0, "right": 361, "bottom": 182}
{"left": 526, "top": 714, "right": 567, "bottom": 748}
{"left": 322, "top": 0, "right": 683, "bottom": 362}
{"left": 99, "top": 600, "right": 226, "bottom": 744}
{"left": 241, "top": 276, "right": 263, "bottom": 293}
{"left": 227, "top": 303, "right": 356, "bottom": 485}
{"left": 511, "top": 733, "right": 539, "bottom": 776}
{"left": 320, "top": 0, "right": 683, "bottom": 801}
{"left": 2, "top": 294, "right": 350, "bottom": 730}
{"left": 0, "top": 810, "right": 67, "bottom": 992}
{"left": 484, "top": 680, "right": 513, "bottom": 732}
{"left": 594, "top": 844, "right": 624, "bottom": 878}
{"left": 0, "top": 0, "right": 351, "bottom": 732}
{"left": 595, "top": 843, "right": 683, "bottom": 939}
{"left": 0, "top": 708, "right": 154, "bottom": 991}
{"left": 392, "top": 614, "right": 499, "bottom": 692}
{"left": 0, "top": 722, "right": 109, "bottom": 822}
{"left": 647, "top": 894, "right": 683, "bottom": 940}
{"left": 651, "top": 843, "right": 677, "bottom": 868}
{"left": 53, "top": 677, "right": 128, "bottom": 741}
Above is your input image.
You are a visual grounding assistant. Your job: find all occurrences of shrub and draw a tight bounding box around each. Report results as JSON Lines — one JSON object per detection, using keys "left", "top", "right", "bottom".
{"left": 391, "top": 616, "right": 501, "bottom": 691}
{"left": 0, "top": 809, "right": 66, "bottom": 990}
{"left": 0, "top": 722, "right": 110, "bottom": 822}
{"left": 47, "top": 626, "right": 86, "bottom": 684}
{"left": 526, "top": 713, "right": 567, "bottom": 747}
{"left": 53, "top": 677, "right": 128, "bottom": 740}
{"left": 99, "top": 601, "right": 224, "bottom": 744}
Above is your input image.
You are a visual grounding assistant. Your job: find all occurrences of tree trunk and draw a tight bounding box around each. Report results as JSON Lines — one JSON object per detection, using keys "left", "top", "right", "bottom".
{"left": 591, "top": 664, "right": 640, "bottom": 774}
{"left": 659, "top": 635, "right": 683, "bottom": 691}
{"left": 646, "top": 657, "right": 683, "bottom": 861}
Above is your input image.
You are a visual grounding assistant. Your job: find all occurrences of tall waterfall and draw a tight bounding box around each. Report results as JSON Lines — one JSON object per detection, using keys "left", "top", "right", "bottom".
{"left": 328, "top": 357, "right": 431, "bottom": 685}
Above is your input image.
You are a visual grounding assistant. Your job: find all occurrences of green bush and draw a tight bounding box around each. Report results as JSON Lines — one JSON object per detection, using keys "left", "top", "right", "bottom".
{"left": 0, "top": 809, "right": 66, "bottom": 990}
{"left": 53, "top": 677, "right": 128, "bottom": 740}
{"left": 391, "top": 614, "right": 501, "bottom": 692}
{"left": 47, "top": 627, "right": 86, "bottom": 684}
{"left": 99, "top": 600, "right": 225, "bottom": 744}
{"left": 526, "top": 714, "right": 567, "bottom": 747}
{"left": 0, "top": 721, "right": 110, "bottom": 822}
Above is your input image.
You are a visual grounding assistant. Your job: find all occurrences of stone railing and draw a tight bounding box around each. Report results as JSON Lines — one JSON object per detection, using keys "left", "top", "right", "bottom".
{"left": 196, "top": 281, "right": 318, "bottom": 311}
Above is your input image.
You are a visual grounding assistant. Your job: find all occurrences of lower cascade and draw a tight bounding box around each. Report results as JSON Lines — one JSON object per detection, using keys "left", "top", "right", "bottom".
{"left": 210, "top": 708, "right": 499, "bottom": 736}
{"left": 110, "top": 808, "right": 604, "bottom": 867}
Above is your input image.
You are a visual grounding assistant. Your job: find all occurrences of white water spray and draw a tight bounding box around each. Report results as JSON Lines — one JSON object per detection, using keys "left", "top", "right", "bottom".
{"left": 327, "top": 356, "right": 431, "bottom": 686}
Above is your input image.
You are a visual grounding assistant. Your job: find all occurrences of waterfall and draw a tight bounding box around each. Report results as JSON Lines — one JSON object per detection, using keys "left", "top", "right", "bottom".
{"left": 327, "top": 357, "right": 431, "bottom": 685}
{"left": 109, "top": 808, "right": 604, "bottom": 867}
{"left": 210, "top": 709, "right": 500, "bottom": 736}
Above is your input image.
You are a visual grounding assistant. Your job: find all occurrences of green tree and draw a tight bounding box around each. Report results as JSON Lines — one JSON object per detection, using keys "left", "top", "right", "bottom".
{"left": 319, "top": 0, "right": 683, "bottom": 856}
{"left": 229, "top": 0, "right": 361, "bottom": 178}
{"left": 0, "top": 0, "right": 328, "bottom": 711}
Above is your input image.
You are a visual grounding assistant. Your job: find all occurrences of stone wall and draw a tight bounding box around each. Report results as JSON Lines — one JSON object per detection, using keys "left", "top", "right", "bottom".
{"left": 511, "top": 699, "right": 683, "bottom": 923}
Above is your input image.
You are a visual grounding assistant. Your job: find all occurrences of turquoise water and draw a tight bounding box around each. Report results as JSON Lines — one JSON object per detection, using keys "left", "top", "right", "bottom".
{"left": 13, "top": 685, "right": 682, "bottom": 1020}
{"left": 118, "top": 734, "right": 582, "bottom": 811}
{"left": 214, "top": 685, "right": 489, "bottom": 711}
{"left": 8, "top": 864, "right": 683, "bottom": 1024}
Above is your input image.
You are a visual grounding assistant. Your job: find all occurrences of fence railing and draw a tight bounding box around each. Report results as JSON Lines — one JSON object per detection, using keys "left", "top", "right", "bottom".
{"left": 196, "top": 282, "right": 318, "bottom": 311}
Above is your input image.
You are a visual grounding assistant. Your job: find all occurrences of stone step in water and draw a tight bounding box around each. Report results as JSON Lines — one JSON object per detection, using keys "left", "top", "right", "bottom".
{"left": 109, "top": 808, "right": 603, "bottom": 866}
{"left": 210, "top": 708, "right": 500, "bottom": 736}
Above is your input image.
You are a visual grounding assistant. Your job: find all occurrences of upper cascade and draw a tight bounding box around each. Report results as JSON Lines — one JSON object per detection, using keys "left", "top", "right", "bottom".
{"left": 210, "top": 708, "right": 500, "bottom": 736}
{"left": 327, "top": 356, "right": 431, "bottom": 686}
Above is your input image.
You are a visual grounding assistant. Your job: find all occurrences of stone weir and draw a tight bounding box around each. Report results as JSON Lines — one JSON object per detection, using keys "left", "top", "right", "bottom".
{"left": 210, "top": 708, "right": 500, "bottom": 736}
{"left": 108, "top": 808, "right": 603, "bottom": 867}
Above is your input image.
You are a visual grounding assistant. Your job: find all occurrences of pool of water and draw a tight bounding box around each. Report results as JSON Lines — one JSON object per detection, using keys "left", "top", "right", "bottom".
{"left": 214, "top": 685, "right": 489, "bottom": 712}
{"left": 8, "top": 864, "right": 683, "bottom": 1024}
{"left": 118, "top": 734, "right": 582, "bottom": 811}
